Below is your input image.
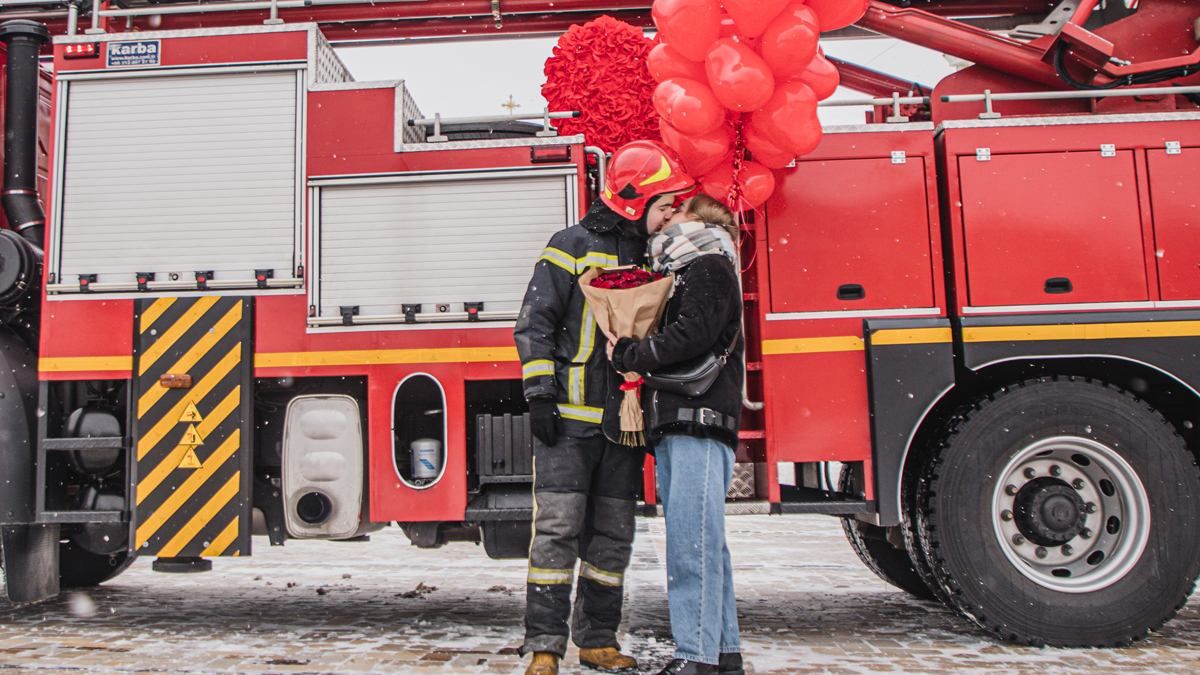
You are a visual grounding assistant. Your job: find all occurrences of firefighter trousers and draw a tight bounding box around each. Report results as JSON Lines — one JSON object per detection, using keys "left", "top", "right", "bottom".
{"left": 521, "top": 434, "right": 643, "bottom": 658}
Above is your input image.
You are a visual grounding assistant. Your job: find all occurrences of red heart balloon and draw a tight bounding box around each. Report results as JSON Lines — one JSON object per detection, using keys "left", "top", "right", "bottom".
{"left": 744, "top": 120, "right": 795, "bottom": 169}
{"left": 700, "top": 162, "right": 735, "bottom": 205}
{"left": 704, "top": 38, "right": 776, "bottom": 112}
{"left": 648, "top": 42, "right": 707, "bottom": 83}
{"left": 659, "top": 119, "right": 734, "bottom": 176}
{"left": 717, "top": 14, "right": 761, "bottom": 49}
{"left": 760, "top": 4, "right": 820, "bottom": 81}
{"left": 738, "top": 161, "right": 778, "bottom": 209}
{"left": 653, "top": 77, "right": 726, "bottom": 136}
{"left": 700, "top": 159, "right": 778, "bottom": 209}
{"left": 750, "top": 80, "right": 821, "bottom": 155}
{"left": 723, "top": 0, "right": 789, "bottom": 38}
{"left": 799, "top": 50, "right": 841, "bottom": 100}
{"left": 652, "top": 0, "right": 722, "bottom": 62}
{"left": 806, "top": 0, "right": 870, "bottom": 32}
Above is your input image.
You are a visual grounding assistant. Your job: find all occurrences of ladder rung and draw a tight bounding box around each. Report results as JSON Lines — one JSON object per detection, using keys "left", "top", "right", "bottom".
{"left": 42, "top": 437, "right": 124, "bottom": 451}
{"left": 39, "top": 510, "right": 124, "bottom": 524}
{"left": 746, "top": 361, "right": 763, "bottom": 372}
{"left": 738, "top": 430, "right": 766, "bottom": 440}
{"left": 743, "top": 293, "right": 759, "bottom": 302}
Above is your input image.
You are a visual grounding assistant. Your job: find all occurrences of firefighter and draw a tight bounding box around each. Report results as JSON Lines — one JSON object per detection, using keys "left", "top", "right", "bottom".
{"left": 515, "top": 140, "right": 695, "bottom": 675}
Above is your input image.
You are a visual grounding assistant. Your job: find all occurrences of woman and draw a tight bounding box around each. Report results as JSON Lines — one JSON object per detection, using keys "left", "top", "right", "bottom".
{"left": 608, "top": 194, "right": 745, "bottom": 675}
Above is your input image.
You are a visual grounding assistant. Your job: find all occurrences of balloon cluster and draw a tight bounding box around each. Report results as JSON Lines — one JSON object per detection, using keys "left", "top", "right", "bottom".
{"left": 651, "top": 0, "right": 867, "bottom": 209}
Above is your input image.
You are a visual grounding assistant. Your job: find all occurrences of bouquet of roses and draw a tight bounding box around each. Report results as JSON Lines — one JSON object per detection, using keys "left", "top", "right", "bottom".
{"left": 579, "top": 266, "right": 674, "bottom": 446}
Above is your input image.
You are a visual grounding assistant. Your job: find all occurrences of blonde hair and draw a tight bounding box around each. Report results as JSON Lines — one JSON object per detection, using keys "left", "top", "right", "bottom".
{"left": 685, "top": 193, "right": 739, "bottom": 242}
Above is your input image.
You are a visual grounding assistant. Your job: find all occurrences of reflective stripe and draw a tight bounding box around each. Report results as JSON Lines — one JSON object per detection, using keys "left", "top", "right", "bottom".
{"left": 580, "top": 252, "right": 619, "bottom": 269}
{"left": 558, "top": 403, "right": 603, "bottom": 424}
{"left": 523, "top": 359, "right": 556, "bottom": 380}
{"left": 573, "top": 302, "right": 596, "bottom": 363}
{"left": 568, "top": 366, "right": 585, "bottom": 405}
{"left": 528, "top": 566, "right": 575, "bottom": 585}
{"left": 579, "top": 562, "right": 624, "bottom": 588}
{"left": 539, "top": 246, "right": 577, "bottom": 274}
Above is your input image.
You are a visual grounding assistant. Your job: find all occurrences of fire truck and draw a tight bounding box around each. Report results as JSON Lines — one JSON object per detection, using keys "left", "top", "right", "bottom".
{"left": 0, "top": 0, "right": 1198, "bottom": 649}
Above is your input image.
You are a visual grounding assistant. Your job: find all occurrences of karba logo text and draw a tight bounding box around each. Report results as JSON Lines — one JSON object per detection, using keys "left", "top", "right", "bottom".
{"left": 109, "top": 42, "right": 158, "bottom": 57}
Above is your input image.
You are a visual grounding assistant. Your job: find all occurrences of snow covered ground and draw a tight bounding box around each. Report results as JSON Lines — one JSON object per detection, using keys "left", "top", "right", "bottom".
{"left": 1, "top": 514, "right": 1198, "bottom": 673}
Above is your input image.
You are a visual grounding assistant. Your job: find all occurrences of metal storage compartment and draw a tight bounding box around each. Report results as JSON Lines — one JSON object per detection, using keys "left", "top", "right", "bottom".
{"left": 768, "top": 154, "right": 936, "bottom": 313}
{"left": 312, "top": 168, "right": 577, "bottom": 325}
{"left": 1147, "top": 147, "right": 1200, "bottom": 301}
{"left": 52, "top": 69, "right": 303, "bottom": 292}
{"left": 956, "top": 149, "right": 1148, "bottom": 307}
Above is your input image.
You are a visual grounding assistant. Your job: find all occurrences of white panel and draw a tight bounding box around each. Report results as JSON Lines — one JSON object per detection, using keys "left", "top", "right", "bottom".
{"left": 57, "top": 71, "right": 299, "bottom": 286}
{"left": 318, "top": 174, "right": 572, "bottom": 320}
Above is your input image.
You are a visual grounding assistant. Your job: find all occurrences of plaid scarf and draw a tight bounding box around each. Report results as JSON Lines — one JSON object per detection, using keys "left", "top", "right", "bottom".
{"left": 647, "top": 220, "right": 738, "bottom": 274}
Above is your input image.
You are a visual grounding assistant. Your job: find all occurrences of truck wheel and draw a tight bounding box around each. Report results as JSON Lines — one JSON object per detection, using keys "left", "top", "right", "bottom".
{"left": 838, "top": 465, "right": 935, "bottom": 600}
{"left": 60, "top": 541, "right": 134, "bottom": 589}
{"left": 918, "top": 376, "right": 1200, "bottom": 646}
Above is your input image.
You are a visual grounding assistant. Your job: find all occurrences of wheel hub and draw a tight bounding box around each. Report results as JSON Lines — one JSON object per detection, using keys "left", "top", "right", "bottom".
{"left": 991, "top": 436, "right": 1150, "bottom": 593}
{"left": 1014, "top": 477, "right": 1087, "bottom": 545}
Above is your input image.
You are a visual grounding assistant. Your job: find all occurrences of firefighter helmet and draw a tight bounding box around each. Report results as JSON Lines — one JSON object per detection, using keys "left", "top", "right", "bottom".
{"left": 601, "top": 140, "right": 695, "bottom": 220}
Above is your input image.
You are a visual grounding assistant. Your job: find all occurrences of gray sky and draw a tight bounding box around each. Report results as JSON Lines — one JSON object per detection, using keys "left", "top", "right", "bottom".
{"left": 336, "top": 37, "right": 956, "bottom": 126}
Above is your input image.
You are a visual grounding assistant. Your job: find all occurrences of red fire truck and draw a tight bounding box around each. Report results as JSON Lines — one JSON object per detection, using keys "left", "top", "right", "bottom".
{"left": 1, "top": 0, "right": 1198, "bottom": 649}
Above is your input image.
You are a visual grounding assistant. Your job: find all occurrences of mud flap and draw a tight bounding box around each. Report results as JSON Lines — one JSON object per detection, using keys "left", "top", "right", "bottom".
{"left": 1, "top": 523, "right": 60, "bottom": 604}
{"left": 132, "top": 296, "right": 253, "bottom": 559}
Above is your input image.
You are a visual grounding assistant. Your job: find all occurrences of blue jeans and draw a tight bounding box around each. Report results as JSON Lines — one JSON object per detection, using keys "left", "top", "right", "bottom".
{"left": 655, "top": 434, "right": 741, "bottom": 665}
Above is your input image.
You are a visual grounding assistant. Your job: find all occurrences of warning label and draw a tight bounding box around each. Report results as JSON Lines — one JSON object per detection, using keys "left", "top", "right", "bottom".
{"left": 107, "top": 40, "right": 161, "bottom": 68}
{"left": 179, "top": 424, "right": 205, "bottom": 447}
{"left": 179, "top": 401, "right": 204, "bottom": 424}
{"left": 178, "top": 447, "right": 202, "bottom": 470}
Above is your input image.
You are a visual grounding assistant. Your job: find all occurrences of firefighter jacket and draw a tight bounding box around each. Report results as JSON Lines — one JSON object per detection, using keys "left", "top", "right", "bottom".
{"left": 515, "top": 201, "right": 650, "bottom": 442}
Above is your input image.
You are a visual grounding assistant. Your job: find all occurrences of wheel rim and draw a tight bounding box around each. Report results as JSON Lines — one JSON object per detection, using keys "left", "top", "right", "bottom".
{"left": 991, "top": 435, "right": 1150, "bottom": 593}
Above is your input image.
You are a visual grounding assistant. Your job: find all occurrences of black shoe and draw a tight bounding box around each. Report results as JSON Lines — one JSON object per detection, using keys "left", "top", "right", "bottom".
{"left": 718, "top": 652, "right": 745, "bottom": 675}
{"left": 656, "top": 659, "right": 718, "bottom": 675}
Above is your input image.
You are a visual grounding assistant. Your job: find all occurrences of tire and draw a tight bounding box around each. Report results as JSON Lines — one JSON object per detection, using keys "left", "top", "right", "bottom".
{"left": 60, "top": 540, "right": 134, "bottom": 589}
{"left": 917, "top": 376, "right": 1200, "bottom": 646}
{"left": 839, "top": 465, "right": 936, "bottom": 600}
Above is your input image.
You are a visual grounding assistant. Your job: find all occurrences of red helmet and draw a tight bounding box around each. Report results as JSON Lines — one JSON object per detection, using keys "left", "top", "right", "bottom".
{"left": 601, "top": 140, "right": 695, "bottom": 220}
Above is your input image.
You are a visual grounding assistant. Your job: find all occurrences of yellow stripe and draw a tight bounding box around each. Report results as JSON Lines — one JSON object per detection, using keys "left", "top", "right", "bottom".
{"left": 637, "top": 156, "right": 671, "bottom": 186}
{"left": 200, "top": 516, "right": 240, "bottom": 557}
{"left": 137, "top": 301, "right": 243, "bottom": 418}
{"left": 762, "top": 336, "right": 865, "bottom": 355}
{"left": 540, "top": 253, "right": 577, "bottom": 274}
{"left": 580, "top": 252, "right": 619, "bottom": 269}
{"left": 871, "top": 327, "right": 953, "bottom": 346}
{"left": 156, "top": 472, "right": 240, "bottom": 558}
{"left": 580, "top": 562, "right": 623, "bottom": 587}
{"left": 528, "top": 566, "right": 574, "bottom": 585}
{"left": 568, "top": 366, "right": 584, "bottom": 405}
{"left": 137, "top": 296, "right": 221, "bottom": 376}
{"left": 38, "top": 356, "right": 132, "bottom": 373}
{"left": 558, "top": 403, "right": 603, "bottom": 424}
{"left": 136, "top": 429, "right": 240, "bottom": 548}
{"left": 963, "top": 320, "right": 1200, "bottom": 344}
{"left": 137, "top": 344, "right": 241, "bottom": 459}
{"left": 136, "top": 386, "right": 241, "bottom": 505}
{"left": 572, "top": 301, "right": 596, "bottom": 362}
{"left": 522, "top": 359, "right": 556, "bottom": 380}
{"left": 255, "top": 346, "right": 518, "bottom": 369}
{"left": 139, "top": 297, "right": 177, "bottom": 335}
{"left": 540, "top": 246, "right": 579, "bottom": 274}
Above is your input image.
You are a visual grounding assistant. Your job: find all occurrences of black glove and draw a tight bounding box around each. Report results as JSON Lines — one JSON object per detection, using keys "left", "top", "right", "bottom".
{"left": 610, "top": 337, "right": 637, "bottom": 372}
{"left": 528, "top": 397, "right": 559, "bottom": 447}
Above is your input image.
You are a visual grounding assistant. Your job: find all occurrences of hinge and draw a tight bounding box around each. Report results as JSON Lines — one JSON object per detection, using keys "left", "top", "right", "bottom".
{"left": 1100, "top": 144, "right": 1117, "bottom": 158}
{"left": 891, "top": 151, "right": 907, "bottom": 165}
{"left": 1166, "top": 141, "right": 1182, "bottom": 155}
{"left": 976, "top": 148, "right": 991, "bottom": 162}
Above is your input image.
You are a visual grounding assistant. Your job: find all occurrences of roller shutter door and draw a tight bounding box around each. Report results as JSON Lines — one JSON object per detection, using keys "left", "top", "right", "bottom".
{"left": 56, "top": 70, "right": 300, "bottom": 289}
{"left": 317, "top": 172, "right": 574, "bottom": 323}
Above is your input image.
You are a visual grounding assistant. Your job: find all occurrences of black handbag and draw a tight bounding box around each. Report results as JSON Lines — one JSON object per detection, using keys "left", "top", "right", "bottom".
{"left": 642, "top": 326, "right": 740, "bottom": 398}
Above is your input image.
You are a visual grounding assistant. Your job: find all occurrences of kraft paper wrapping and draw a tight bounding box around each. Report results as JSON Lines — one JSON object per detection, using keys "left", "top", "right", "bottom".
{"left": 578, "top": 267, "right": 675, "bottom": 447}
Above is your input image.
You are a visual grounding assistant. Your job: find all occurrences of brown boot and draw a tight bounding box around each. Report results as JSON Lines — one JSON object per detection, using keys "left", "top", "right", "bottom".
{"left": 525, "top": 652, "right": 559, "bottom": 675}
{"left": 579, "top": 646, "right": 638, "bottom": 673}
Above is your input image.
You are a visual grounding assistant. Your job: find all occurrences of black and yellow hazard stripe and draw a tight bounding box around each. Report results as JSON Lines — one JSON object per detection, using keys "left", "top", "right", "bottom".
{"left": 132, "top": 296, "right": 252, "bottom": 558}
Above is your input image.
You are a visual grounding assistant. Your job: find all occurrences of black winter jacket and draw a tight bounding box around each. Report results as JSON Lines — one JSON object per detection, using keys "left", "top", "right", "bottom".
{"left": 514, "top": 201, "right": 650, "bottom": 443}
{"left": 612, "top": 254, "right": 744, "bottom": 448}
